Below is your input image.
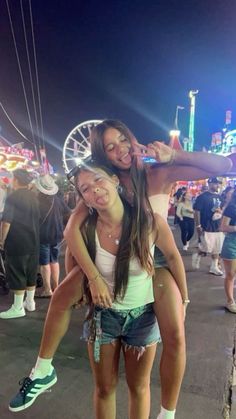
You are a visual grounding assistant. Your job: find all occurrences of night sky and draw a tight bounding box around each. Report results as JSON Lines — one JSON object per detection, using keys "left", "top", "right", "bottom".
{"left": 1, "top": 0, "right": 236, "bottom": 172}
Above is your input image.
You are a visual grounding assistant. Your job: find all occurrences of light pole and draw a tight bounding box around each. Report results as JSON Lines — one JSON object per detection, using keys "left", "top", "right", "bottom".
{"left": 188, "top": 90, "right": 199, "bottom": 152}
{"left": 174, "top": 105, "right": 184, "bottom": 130}
{"left": 169, "top": 105, "right": 184, "bottom": 150}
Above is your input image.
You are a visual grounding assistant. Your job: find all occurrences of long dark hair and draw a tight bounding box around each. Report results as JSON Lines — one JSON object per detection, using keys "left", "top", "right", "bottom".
{"left": 75, "top": 162, "right": 154, "bottom": 301}
{"left": 90, "top": 119, "right": 155, "bottom": 278}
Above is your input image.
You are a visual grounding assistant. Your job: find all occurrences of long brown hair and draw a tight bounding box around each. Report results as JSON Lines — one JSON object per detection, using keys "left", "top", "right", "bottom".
{"left": 75, "top": 162, "right": 154, "bottom": 300}
{"left": 90, "top": 119, "right": 155, "bottom": 279}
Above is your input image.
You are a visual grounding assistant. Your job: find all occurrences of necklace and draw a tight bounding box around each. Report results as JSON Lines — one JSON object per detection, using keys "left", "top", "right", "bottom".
{"left": 97, "top": 219, "right": 122, "bottom": 245}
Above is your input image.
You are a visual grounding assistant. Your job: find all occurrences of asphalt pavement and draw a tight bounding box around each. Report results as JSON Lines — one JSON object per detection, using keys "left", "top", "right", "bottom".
{"left": 0, "top": 226, "right": 236, "bottom": 419}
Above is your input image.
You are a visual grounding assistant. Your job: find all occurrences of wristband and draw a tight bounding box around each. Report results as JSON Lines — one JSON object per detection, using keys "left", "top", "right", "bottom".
{"left": 196, "top": 224, "right": 201, "bottom": 228}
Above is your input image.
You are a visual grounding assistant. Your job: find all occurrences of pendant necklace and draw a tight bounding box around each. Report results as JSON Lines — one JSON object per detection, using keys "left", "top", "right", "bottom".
{"left": 97, "top": 219, "right": 121, "bottom": 245}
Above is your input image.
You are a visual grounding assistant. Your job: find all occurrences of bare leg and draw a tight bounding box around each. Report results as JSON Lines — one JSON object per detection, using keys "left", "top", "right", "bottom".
{"left": 153, "top": 267, "right": 186, "bottom": 410}
{"left": 124, "top": 344, "right": 157, "bottom": 419}
{"left": 39, "top": 265, "right": 83, "bottom": 358}
{"left": 50, "top": 262, "right": 60, "bottom": 290}
{"left": 223, "top": 259, "right": 236, "bottom": 302}
{"left": 40, "top": 264, "right": 52, "bottom": 294}
{"left": 88, "top": 341, "right": 121, "bottom": 419}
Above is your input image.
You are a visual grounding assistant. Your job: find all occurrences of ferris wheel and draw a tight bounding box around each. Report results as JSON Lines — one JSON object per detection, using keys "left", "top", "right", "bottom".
{"left": 62, "top": 119, "right": 102, "bottom": 173}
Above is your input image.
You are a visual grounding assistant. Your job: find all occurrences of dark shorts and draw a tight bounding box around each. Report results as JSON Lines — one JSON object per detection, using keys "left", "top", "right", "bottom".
{"left": 6, "top": 253, "right": 38, "bottom": 290}
{"left": 39, "top": 243, "right": 60, "bottom": 265}
{"left": 84, "top": 303, "right": 161, "bottom": 362}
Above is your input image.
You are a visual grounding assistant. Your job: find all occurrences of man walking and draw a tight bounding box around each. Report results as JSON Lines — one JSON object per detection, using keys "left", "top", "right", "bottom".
{"left": 0, "top": 169, "right": 39, "bottom": 319}
{"left": 192, "top": 177, "right": 224, "bottom": 275}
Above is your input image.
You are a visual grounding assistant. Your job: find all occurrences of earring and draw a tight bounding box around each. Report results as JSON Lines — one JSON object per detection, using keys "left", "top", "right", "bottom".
{"left": 116, "top": 184, "right": 123, "bottom": 194}
{"left": 88, "top": 206, "right": 94, "bottom": 215}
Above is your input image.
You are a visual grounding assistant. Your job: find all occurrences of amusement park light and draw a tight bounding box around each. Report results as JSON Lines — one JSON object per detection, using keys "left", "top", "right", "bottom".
{"left": 75, "top": 157, "right": 83, "bottom": 165}
{"left": 31, "top": 160, "right": 40, "bottom": 166}
{"left": 169, "top": 130, "right": 180, "bottom": 137}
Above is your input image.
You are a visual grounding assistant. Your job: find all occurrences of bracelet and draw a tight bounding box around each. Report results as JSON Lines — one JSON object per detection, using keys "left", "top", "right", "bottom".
{"left": 183, "top": 299, "right": 190, "bottom": 304}
{"left": 196, "top": 224, "right": 201, "bottom": 228}
{"left": 88, "top": 273, "right": 101, "bottom": 286}
{"left": 167, "top": 149, "right": 177, "bottom": 166}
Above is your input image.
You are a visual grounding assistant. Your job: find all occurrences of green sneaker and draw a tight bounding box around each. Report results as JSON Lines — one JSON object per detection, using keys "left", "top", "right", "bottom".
{"left": 9, "top": 368, "right": 57, "bottom": 412}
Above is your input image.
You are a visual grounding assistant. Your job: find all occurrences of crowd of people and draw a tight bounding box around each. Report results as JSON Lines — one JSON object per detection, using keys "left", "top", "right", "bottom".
{"left": 0, "top": 170, "right": 71, "bottom": 318}
{"left": 0, "top": 119, "right": 235, "bottom": 419}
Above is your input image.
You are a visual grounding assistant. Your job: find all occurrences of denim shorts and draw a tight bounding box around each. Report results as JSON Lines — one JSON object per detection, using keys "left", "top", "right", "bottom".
{"left": 84, "top": 303, "right": 161, "bottom": 362}
{"left": 39, "top": 243, "right": 60, "bottom": 265}
{"left": 154, "top": 246, "right": 168, "bottom": 268}
{"left": 221, "top": 233, "right": 236, "bottom": 259}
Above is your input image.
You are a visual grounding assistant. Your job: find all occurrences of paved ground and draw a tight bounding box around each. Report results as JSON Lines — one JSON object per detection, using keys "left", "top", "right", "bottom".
{"left": 1, "top": 227, "right": 236, "bottom": 419}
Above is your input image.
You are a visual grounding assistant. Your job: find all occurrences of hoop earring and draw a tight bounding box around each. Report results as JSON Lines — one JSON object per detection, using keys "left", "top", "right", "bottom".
{"left": 116, "top": 184, "right": 123, "bottom": 194}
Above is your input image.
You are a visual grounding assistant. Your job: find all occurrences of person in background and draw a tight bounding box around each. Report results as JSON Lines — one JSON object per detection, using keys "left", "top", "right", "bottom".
{"left": 176, "top": 191, "right": 194, "bottom": 250}
{"left": 173, "top": 187, "right": 187, "bottom": 225}
{"left": 220, "top": 186, "right": 234, "bottom": 212}
{"left": 220, "top": 189, "right": 236, "bottom": 313}
{"left": 0, "top": 169, "right": 39, "bottom": 318}
{"left": 0, "top": 180, "right": 7, "bottom": 221}
{"left": 192, "top": 177, "right": 224, "bottom": 275}
{"left": 35, "top": 175, "right": 71, "bottom": 298}
{"left": 65, "top": 185, "right": 77, "bottom": 209}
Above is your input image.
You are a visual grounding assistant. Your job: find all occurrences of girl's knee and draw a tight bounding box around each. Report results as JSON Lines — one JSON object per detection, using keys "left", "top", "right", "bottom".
{"left": 162, "top": 327, "right": 185, "bottom": 351}
{"left": 127, "top": 381, "right": 150, "bottom": 397}
{"left": 96, "top": 383, "right": 116, "bottom": 399}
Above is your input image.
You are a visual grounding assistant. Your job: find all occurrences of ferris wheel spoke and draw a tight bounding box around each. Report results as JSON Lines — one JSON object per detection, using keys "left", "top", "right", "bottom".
{"left": 77, "top": 128, "right": 89, "bottom": 143}
{"left": 63, "top": 119, "right": 102, "bottom": 173}
{"left": 65, "top": 147, "right": 78, "bottom": 152}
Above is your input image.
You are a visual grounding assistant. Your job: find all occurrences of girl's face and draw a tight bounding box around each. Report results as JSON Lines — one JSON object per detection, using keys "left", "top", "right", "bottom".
{"left": 185, "top": 191, "right": 192, "bottom": 201}
{"left": 103, "top": 128, "right": 132, "bottom": 170}
{"left": 76, "top": 168, "right": 119, "bottom": 211}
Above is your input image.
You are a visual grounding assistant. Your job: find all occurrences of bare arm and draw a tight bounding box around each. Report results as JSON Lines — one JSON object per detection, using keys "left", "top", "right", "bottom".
{"left": 64, "top": 200, "right": 100, "bottom": 279}
{"left": 134, "top": 140, "right": 232, "bottom": 183}
{"left": 156, "top": 150, "right": 232, "bottom": 183}
{"left": 0, "top": 221, "right": 10, "bottom": 247}
{"left": 220, "top": 216, "right": 236, "bottom": 233}
{"left": 64, "top": 201, "right": 112, "bottom": 307}
{"left": 153, "top": 214, "right": 188, "bottom": 302}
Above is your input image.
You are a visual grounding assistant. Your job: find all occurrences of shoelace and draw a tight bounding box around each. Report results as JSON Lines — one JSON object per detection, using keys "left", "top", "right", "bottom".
{"left": 19, "top": 377, "right": 33, "bottom": 402}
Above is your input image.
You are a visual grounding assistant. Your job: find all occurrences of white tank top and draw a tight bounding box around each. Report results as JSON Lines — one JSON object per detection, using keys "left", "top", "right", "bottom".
{"left": 95, "top": 232, "right": 155, "bottom": 310}
{"left": 149, "top": 194, "right": 170, "bottom": 220}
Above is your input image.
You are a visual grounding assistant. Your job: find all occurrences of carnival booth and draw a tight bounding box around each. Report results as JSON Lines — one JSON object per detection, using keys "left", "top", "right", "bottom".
{"left": 0, "top": 145, "right": 40, "bottom": 182}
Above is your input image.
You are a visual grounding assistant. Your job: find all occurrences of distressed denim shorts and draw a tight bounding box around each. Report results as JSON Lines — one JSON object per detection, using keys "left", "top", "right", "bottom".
{"left": 84, "top": 303, "right": 161, "bottom": 362}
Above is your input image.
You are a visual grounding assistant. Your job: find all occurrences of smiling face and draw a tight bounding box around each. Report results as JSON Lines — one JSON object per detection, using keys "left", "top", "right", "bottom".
{"left": 103, "top": 127, "right": 132, "bottom": 170}
{"left": 76, "top": 167, "right": 119, "bottom": 212}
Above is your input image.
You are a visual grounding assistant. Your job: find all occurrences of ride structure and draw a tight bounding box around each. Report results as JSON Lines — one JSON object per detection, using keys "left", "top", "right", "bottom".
{"left": 62, "top": 120, "right": 102, "bottom": 173}
{"left": 184, "top": 90, "right": 199, "bottom": 152}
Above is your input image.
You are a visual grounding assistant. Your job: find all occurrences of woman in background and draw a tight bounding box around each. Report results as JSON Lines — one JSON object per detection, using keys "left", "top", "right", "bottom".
{"left": 176, "top": 191, "right": 194, "bottom": 250}
{"left": 220, "top": 189, "right": 236, "bottom": 313}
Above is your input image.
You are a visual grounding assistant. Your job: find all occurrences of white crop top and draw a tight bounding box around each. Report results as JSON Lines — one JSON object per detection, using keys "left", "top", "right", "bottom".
{"left": 95, "top": 232, "right": 155, "bottom": 310}
{"left": 148, "top": 194, "right": 170, "bottom": 220}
